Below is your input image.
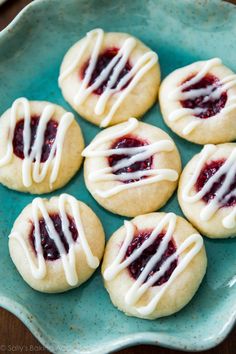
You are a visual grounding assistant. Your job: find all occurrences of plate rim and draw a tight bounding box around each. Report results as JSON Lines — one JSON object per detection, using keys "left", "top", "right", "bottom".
{"left": 0, "top": 0, "right": 235, "bottom": 352}
{"left": 1, "top": 294, "right": 235, "bottom": 353}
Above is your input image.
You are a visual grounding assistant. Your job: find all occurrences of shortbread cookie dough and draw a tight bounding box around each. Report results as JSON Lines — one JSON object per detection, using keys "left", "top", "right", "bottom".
{"left": 159, "top": 58, "right": 236, "bottom": 144}
{"left": 9, "top": 194, "right": 105, "bottom": 293}
{"left": 59, "top": 28, "right": 160, "bottom": 127}
{"left": 178, "top": 143, "right": 236, "bottom": 238}
{"left": 0, "top": 98, "right": 84, "bottom": 194}
{"left": 83, "top": 118, "right": 181, "bottom": 217}
{"left": 102, "top": 212, "right": 207, "bottom": 319}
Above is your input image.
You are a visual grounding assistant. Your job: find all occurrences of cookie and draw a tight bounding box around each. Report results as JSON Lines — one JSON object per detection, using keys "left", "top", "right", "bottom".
{"left": 9, "top": 194, "right": 105, "bottom": 293}
{"left": 59, "top": 28, "right": 160, "bottom": 127}
{"left": 159, "top": 58, "right": 236, "bottom": 144}
{"left": 178, "top": 143, "right": 236, "bottom": 238}
{"left": 102, "top": 212, "right": 207, "bottom": 319}
{"left": 82, "top": 118, "right": 181, "bottom": 217}
{"left": 0, "top": 98, "right": 84, "bottom": 194}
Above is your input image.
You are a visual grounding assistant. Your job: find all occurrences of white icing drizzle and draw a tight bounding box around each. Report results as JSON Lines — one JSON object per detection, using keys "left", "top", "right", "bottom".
{"left": 58, "top": 28, "right": 158, "bottom": 127}
{"left": 182, "top": 144, "right": 236, "bottom": 229}
{"left": 168, "top": 58, "right": 236, "bottom": 135}
{"left": 227, "top": 275, "right": 236, "bottom": 288}
{"left": 82, "top": 118, "right": 178, "bottom": 198}
{"left": 0, "top": 98, "right": 73, "bottom": 188}
{"left": 9, "top": 194, "right": 99, "bottom": 286}
{"left": 104, "top": 213, "right": 203, "bottom": 315}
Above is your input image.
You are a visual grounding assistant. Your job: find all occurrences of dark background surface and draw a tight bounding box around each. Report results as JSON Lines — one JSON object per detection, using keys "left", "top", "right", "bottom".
{"left": 0, "top": 1, "right": 235, "bottom": 353}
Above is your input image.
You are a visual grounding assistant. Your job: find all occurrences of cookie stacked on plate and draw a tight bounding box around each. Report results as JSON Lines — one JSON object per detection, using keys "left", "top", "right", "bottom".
{"left": 1, "top": 28, "right": 235, "bottom": 320}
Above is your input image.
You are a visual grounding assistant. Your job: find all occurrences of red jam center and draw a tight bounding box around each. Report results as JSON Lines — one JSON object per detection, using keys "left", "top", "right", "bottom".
{"left": 81, "top": 47, "right": 132, "bottom": 95}
{"left": 180, "top": 74, "right": 227, "bottom": 119}
{"left": 108, "top": 135, "right": 153, "bottom": 184}
{"left": 13, "top": 116, "right": 58, "bottom": 162}
{"left": 30, "top": 213, "right": 78, "bottom": 261}
{"left": 126, "top": 230, "right": 178, "bottom": 286}
{"left": 195, "top": 159, "right": 236, "bottom": 207}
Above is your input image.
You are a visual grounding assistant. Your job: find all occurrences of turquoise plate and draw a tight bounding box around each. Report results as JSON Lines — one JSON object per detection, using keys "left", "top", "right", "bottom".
{"left": 0, "top": 0, "right": 235, "bottom": 352}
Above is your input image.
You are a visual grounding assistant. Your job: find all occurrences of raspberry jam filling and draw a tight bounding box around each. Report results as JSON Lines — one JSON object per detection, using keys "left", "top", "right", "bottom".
{"left": 195, "top": 159, "right": 236, "bottom": 207}
{"left": 81, "top": 47, "right": 132, "bottom": 95}
{"left": 108, "top": 135, "right": 153, "bottom": 184}
{"left": 13, "top": 116, "right": 58, "bottom": 162}
{"left": 30, "top": 213, "right": 78, "bottom": 261}
{"left": 180, "top": 74, "right": 227, "bottom": 119}
{"left": 126, "top": 230, "right": 178, "bottom": 286}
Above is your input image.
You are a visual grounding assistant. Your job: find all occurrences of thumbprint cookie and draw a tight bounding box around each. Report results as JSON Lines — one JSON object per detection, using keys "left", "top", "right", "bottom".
{"left": 0, "top": 98, "right": 84, "bottom": 194}
{"left": 9, "top": 194, "right": 105, "bottom": 293}
{"left": 178, "top": 143, "right": 236, "bottom": 238}
{"left": 102, "top": 212, "right": 207, "bottom": 319}
{"left": 159, "top": 58, "right": 236, "bottom": 144}
{"left": 59, "top": 28, "right": 160, "bottom": 127}
{"left": 82, "top": 118, "right": 181, "bottom": 217}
